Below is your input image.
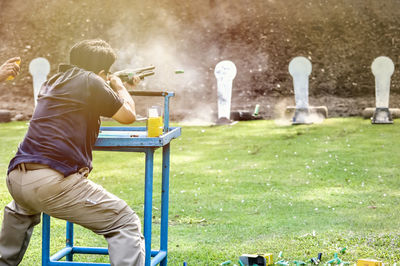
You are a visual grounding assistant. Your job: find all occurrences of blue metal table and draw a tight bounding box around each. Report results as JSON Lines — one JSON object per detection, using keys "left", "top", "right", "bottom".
{"left": 42, "top": 91, "right": 181, "bottom": 266}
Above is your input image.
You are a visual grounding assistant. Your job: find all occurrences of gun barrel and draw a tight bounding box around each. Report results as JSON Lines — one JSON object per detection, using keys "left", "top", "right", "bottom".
{"left": 113, "top": 65, "right": 155, "bottom": 77}
{"left": 113, "top": 66, "right": 155, "bottom": 82}
{"left": 138, "top": 71, "right": 155, "bottom": 79}
{"left": 135, "top": 65, "right": 155, "bottom": 73}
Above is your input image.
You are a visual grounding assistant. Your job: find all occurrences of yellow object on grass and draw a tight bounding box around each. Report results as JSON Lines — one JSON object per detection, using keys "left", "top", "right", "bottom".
{"left": 264, "top": 253, "right": 273, "bottom": 265}
{"left": 356, "top": 259, "right": 383, "bottom": 266}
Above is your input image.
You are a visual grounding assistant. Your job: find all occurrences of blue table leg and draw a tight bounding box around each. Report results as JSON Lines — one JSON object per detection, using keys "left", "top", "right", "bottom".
{"left": 144, "top": 149, "right": 155, "bottom": 266}
{"left": 160, "top": 144, "right": 170, "bottom": 266}
{"left": 42, "top": 213, "right": 51, "bottom": 266}
{"left": 66, "top": 221, "right": 74, "bottom": 261}
{"left": 42, "top": 145, "right": 173, "bottom": 265}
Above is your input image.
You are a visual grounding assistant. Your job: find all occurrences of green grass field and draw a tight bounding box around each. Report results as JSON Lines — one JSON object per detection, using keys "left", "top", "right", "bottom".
{"left": 0, "top": 118, "right": 399, "bottom": 265}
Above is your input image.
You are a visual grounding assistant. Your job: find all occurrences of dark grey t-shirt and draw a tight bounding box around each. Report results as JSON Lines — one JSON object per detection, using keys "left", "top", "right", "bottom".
{"left": 8, "top": 64, "right": 123, "bottom": 176}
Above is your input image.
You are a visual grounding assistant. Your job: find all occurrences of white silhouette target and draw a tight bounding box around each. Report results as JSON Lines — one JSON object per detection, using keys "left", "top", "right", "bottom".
{"left": 214, "top": 60, "right": 237, "bottom": 120}
{"left": 29, "top": 57, "right": 50, "bottom": 106}
{"left": 371, "top": 56, "right": 394, "bottom": 108}
{"left": 289, "top": 57, "right": 312, "bottom": 109}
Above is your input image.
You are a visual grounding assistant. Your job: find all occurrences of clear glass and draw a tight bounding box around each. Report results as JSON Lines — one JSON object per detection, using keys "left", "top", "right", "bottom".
{"left": 147, "top": 106, "right": 163, "bottom": 137}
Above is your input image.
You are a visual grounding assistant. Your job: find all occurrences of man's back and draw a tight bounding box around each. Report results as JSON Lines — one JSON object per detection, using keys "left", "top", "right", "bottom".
{"left": 8, "top": 65, "right": 122, "bottom": 177}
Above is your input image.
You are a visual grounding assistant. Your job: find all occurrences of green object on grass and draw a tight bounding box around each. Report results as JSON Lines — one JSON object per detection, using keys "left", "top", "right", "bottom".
{"left": 326, "top": 253, "right": 343, "bottom": 265}
{"left": 220, "top": 260, "right": 231, "bottom": 265}
{"left": 326, "top": 258, "right": 336, "bottom": 264}
{"left": 340, "top": 248, "right": 347, "bottom": 254}
{"left": 276, "top": 260, "right": 289, "bottom": 266}
{"left": 238, "top": 260, "right": 245, "bottom": 266}
{"left": 253, "top": 104, "right": 260, "bottom": 116}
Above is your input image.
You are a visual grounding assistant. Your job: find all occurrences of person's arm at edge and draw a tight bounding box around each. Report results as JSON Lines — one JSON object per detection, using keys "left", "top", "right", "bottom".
{"left": 109, "top": 75, "right": 138, "bottom": 124}
{"left": 0, "top": 57, "right": 21, "bottom": 82}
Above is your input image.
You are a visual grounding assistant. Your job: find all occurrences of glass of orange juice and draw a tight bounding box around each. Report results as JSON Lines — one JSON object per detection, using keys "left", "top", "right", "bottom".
{"left": 147, "top": 106, "right": 163, "bottom": 137}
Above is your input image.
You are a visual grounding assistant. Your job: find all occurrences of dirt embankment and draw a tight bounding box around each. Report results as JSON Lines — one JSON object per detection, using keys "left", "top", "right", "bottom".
{"left": 1, "top": 0, "right": 400, "bottom": 121}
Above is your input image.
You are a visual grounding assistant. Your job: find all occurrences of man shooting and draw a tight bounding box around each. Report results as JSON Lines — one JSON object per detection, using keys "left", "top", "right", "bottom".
{"left": 0, "top": 39, "right": 145, "bottom": 265}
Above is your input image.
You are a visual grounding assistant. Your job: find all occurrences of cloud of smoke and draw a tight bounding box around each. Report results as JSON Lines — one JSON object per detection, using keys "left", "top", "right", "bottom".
{"left": 273, "top": 98, "right": 292, "bottom": 126}
{"left": 107, "top": 1, "right": 272, "bottom": 124}
{"left": 111, "top": 38, "right": 212, "bottom": 122}
{"left": 107, "top": 8, "right": 215, "bottom": 123}
{"left": 274, "top": 98, "right": 326, "bottom": 126}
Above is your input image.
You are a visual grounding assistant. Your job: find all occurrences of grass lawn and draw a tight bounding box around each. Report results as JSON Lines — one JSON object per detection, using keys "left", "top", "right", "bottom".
{"left": 0, "top": 117, "right": 400, "bottom": 265}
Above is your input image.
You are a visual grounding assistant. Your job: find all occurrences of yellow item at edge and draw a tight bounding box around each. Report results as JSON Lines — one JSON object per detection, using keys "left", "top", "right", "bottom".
{"left": 264, "top": 253, "right": 273, "bottom": 265}
{"left": 356, "top": 259, "right": 383, "bottom": 266}
{"left": 147, "top": 116, "right": 163, "bottom": 137}
{"left": 6, "top": 59, "right": 21, "bottom": 81}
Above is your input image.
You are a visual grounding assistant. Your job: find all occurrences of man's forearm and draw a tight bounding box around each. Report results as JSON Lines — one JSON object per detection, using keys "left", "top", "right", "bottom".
{"left": 115, "top": 86, "right": 136, "bottom": 115}
{"left": 109, "top": 75, "right": 137, "bottom": 115}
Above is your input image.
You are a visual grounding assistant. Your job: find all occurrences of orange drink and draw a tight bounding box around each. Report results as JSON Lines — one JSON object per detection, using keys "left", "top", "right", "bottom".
{"left": 147, "top": 116, "right": 163, "bottom": 137}
{"left": 147, "top": 106, "right": 163, "bottom": 137}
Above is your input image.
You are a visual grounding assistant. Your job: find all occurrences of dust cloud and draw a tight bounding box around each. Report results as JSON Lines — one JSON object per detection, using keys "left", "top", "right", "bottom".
{"left": 107, "top": 1, "right": 271, "bottom": 124}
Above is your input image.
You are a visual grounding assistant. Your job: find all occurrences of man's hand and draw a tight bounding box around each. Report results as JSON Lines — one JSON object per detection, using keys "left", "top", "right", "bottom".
{"left": 109, "top": 75, "right": 140, "bottom": 92}
{"left": 124, "top": 76, "right": 141, "bottom": 91}
{"left": 0, "top": 57, "right": 21, "bottom": 82}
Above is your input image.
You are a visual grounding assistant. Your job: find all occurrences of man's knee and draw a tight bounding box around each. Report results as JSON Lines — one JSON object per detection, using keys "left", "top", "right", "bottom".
{"left": 4, "top": 203, "right": 41, "bottom": 227}
{"left": 115, "top": 203, "right": 142, "bottom": 233}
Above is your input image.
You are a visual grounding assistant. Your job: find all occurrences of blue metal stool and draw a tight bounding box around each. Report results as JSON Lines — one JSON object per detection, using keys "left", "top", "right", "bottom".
{"left": 41, "top": 91, "right": 181, "bottom": 266}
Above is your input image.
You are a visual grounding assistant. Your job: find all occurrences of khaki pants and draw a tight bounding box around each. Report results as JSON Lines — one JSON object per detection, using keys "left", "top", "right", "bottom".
{"left": 0, "top": 165, "right": 145, "bottom": 266}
